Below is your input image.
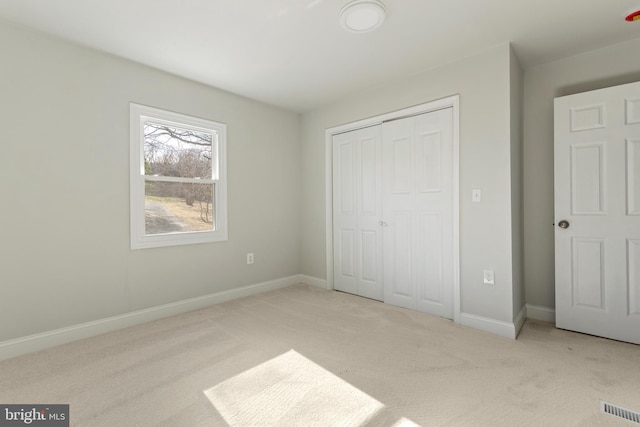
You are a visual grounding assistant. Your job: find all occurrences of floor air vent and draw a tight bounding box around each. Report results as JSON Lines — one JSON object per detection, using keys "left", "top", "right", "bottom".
{"left": 601, "top": 401, "right": 640, "bottom": 423}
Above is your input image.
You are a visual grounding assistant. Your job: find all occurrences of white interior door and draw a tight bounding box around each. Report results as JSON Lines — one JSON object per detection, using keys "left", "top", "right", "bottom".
{"left": 332, "top": 125, "right": 384, "bottom": 301}
{"left": 554, "top": 81, "right": 640, "bottom": 345}
{"left": 382, "top": 108, "right": 454, "bottom": 319}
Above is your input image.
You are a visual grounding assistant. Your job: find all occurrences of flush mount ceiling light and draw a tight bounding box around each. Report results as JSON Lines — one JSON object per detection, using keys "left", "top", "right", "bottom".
{"left": 340, "top": 0, "right": 387, "bottom": 33}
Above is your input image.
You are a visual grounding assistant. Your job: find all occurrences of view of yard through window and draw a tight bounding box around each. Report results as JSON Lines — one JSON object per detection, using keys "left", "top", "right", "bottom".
{"left": 143, "top": 122, "right": 217, "bottom": 235}
{"left": 145, "top": 191, "right": 215, "bottom": 234}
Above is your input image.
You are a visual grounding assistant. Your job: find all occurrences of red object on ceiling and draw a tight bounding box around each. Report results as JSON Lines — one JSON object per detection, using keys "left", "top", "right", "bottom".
{"left": 626, "top": 10, "right": 640, "bottom": 21}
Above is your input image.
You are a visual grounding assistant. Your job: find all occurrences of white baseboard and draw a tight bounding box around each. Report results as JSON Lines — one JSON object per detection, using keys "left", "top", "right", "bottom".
{"left": 526, "top": 304, "right": 556, "bottom": 323}
{"left": 460, "top": 312, "right": 518, "bottom": 339}
{"left": 298, "top": 275, "right": 328, "bottom": 290}
{"left": 514, "top": 305, "right": 527, "bottom": 338}
{"left": 0, "top": 275, "right": 306, "bottom": 362}
{"left": 0, "top": 273, "right": 553, "bottom": 361}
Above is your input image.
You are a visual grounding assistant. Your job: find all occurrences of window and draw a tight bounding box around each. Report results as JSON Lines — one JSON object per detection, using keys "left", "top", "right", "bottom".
{"left": 130, "top": 103, "right": 227, "bottom": 249}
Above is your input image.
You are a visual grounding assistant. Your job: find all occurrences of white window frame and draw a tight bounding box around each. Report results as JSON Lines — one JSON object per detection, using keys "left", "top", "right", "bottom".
{"left": 130, "top": 103, "right": 228, "bottom": 249}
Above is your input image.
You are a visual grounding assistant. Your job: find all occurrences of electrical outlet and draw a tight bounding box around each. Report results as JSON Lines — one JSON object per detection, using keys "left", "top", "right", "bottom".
{"left": 483, "top": 270, "right": 495, "bottom": 285}
{"left": 246, "top": 253, "right": 254, "bottom": 265}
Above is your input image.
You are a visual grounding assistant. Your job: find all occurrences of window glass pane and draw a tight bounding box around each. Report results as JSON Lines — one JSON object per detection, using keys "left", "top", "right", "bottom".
{"left": 143, "top": 122, "right": 215, "bottom": 179}
{"left": 145, "top": 181, "right": 215, "bottom": 235}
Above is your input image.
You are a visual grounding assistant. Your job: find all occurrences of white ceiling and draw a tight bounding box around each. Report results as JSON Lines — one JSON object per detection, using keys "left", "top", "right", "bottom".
{"left": 1, "top": 0, "right": 639, "bottom": 112}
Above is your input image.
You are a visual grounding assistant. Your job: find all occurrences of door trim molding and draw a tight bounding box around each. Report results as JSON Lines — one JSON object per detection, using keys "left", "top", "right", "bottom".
{"left": 324, "top": 95, "right": 461, "bottom": 323}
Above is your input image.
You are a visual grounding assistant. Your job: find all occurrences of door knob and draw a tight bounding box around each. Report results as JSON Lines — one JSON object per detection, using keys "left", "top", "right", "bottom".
{"left": 558, "top": 220, "right": 570, "bottom": 229}
{"left": 379, "top": 221, "right": 388, "bottom": 227}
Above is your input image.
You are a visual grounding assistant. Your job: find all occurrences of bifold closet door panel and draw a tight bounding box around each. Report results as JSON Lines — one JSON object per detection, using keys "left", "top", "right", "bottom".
{"left": 382, "top": 108, "right": 454, "bottom": 319}
{"left": 332, "top": 125, "right": 384, "bottom": 301}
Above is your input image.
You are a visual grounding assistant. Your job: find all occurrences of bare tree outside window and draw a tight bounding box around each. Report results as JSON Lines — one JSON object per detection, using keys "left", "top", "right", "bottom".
{"left": 143, "top": 122, "right": 217, "bottom": 235}
{"left": 130, "top": 103, "right": 227, "bottom": 249}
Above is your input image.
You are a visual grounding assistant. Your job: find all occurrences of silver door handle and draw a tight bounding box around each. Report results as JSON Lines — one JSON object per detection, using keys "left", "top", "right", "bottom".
{"left": 379, "top": 221, "right": 388, "bottom": 227}
{"left": 558, "top": 220, "right": 570, "bottom": 229}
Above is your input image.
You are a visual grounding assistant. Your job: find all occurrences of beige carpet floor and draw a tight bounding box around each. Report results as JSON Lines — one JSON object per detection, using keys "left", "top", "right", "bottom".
{"left": 1, "top": 284, "right": 639, "bottom": 426}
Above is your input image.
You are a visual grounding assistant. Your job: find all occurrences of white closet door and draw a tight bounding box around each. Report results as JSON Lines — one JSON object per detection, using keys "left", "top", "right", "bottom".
{"left": 555, "top": 81, "right": 640, "bottom": 344}
{"left": 332, "top": 125, "right": 384, "bottom": 301}
{"left": 382, "top": 108, "right": 454, "bottom": 319}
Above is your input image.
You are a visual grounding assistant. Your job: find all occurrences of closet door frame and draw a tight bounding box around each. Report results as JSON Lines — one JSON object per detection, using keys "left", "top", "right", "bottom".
{"left": 325, "top": 95, "right": 461, "bottom": 323}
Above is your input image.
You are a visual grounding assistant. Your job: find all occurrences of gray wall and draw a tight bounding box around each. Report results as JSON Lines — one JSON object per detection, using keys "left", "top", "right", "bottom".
{"left": 0, "top": 21, "right": 302, "bottom": 342}
{"left": 510, "top": 47, "right": 525, "bottom": 320}
{"left": 301, "top": 44, "right": 520, "bottom": 323}
{"left": 523, "top": 37, "right": 640, "bottom": 310}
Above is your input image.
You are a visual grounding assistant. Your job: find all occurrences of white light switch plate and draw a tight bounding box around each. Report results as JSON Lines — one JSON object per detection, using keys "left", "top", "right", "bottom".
{"left": 483, "top": 270, "right": 495, "bottom": 285}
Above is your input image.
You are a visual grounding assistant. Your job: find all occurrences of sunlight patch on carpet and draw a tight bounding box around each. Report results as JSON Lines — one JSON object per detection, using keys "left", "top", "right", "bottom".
{"left": 204, "top": 350, "right": 396, "bottom": 426}
{"left": 391, "top": 418, "right": 420, "bottom": 426}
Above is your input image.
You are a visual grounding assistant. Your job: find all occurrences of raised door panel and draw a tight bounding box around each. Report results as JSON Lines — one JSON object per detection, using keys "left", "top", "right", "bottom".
{"left": 391, "top": 136, "right": 412, "bottom": 194}
{"left": 338, "top": 230, "right": 355, "bottom": 277}
{"left": 339, "top": 142, "right": 355, "bottom": 216}
{"left": 570, "top": 104, "right": 605, "bottom": 132}
{"left": 416, "top": 131, "right": 442, "bottom": 194}
{"left": 570, "top": 143, "right": 605, "bottom": 215}
{"left": 627, "top": 98, "right": 640, "bottom": 125}
{"left": 571, "top": 143, "right": 606, "bottom": 215}
{"left": 629, "top": 239, "right": 640, "bottom": 316}
{"left": 417, "top": 212, "right": 442, "bottom": 304}
{"left": 380, "top": 209, "right": 415, "bottom": 310}
{"left": 360, "top": 136, "right": 377, "bottom": 215}
{"left": 571, "top": 238, "right": 605, "bottom": 309}
{"left": 360, "top": 231, "right": 378, "bottom": 283}
{"left": 628, "top": 139, "right": 640, "bottom": 215}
